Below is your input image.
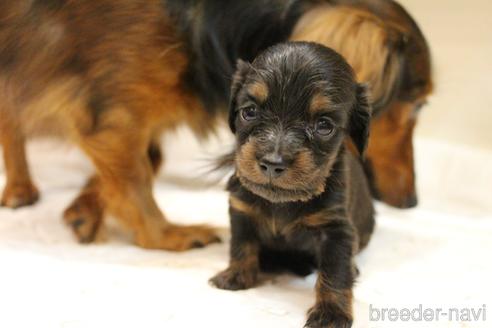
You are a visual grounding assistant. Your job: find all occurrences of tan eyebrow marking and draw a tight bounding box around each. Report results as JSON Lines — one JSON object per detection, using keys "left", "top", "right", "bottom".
{"left": 246, "top": 80, "right": 269, "bottom": 103}
{"left": 310, "top": 92, "right": 333, "bottom": 113}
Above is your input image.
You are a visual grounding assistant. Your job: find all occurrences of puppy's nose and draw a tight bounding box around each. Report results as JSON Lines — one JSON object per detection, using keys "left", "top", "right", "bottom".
{"left": 259, "top": 153, "right": 287, "bottom": 179}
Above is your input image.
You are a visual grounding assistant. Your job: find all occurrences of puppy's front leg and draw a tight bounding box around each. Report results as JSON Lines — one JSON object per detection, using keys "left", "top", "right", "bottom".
{"left": 210, "top": 196, "right": 260, "bottom": 290}
{"left": 306, "top": 221, "right": 356, "bottom": 328}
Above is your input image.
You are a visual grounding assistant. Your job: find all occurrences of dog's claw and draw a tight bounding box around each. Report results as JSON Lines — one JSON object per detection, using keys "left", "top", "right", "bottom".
{"left": 191, "top": 240, "right": 205, "bottom": 248}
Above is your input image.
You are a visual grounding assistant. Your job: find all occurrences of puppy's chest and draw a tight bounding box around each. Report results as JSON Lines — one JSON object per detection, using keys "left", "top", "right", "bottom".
{"left": 255, "top": 204, "right": 316, "bottom": 250}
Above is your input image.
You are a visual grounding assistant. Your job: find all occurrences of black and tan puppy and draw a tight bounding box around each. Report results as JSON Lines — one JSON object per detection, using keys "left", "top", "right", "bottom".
{"left": 210, "top": 42, "right": 375, "bottom": 327}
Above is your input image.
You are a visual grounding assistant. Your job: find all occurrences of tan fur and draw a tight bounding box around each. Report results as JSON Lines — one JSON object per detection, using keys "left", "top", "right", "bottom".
{"left": 291, "top": 5, "right": 402, "bottom": 107}
{"left": 247, "top": 80, "right": 269, "bottom": 103}
{"left": 63, "top": 176, "right": 104, "bottom": 243}
{"left": 311, "top": 276, "right": 353, "bottom": 320}
{"left": 309, "top": 92, "right": 333, "bottom": 113}
{"left": 236, "top": 140, "right": 330, "bottom": 201}
{"left": 235, "top": 140, "right": 266, "bottom": 184}
{"left": 229, "top": 195, "right": 258, "bottom": 217}
{"left": 291, "top": 3, "right": 433, "bottom": 207}
{"left": 0, "top": 0, "right": 219, "bottom": 250}
{"left": 306, "top": 272, "right": 354, "bottom": 324}
{"left": 0, "top": 125, "right": 39, "bottom": 208}
{"left": 365, "top": 100, "right": 417, "bottom": 207}
{"left": 303, "top": 206, "right": 345, "bottom": 227}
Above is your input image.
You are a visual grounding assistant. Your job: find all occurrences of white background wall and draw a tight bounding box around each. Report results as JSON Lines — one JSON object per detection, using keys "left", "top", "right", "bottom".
{"left": 399, "top": 0, "right": 492, "bottom": 151}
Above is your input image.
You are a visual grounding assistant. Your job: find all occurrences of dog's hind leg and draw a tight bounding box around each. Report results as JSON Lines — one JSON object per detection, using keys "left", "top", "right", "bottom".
{"left": 0, "top": 116, "right": 39, "bottom": 208}
{"left": 74, "top": 122, "right": 218, "bottom": 251}
{"left": 63, "top": 138, "right": 164, "bottom": 244}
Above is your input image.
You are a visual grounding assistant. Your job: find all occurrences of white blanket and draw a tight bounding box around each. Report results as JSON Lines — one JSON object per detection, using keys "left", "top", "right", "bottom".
{"left": 0, "top": 132, "right": 490, "bottom": 328}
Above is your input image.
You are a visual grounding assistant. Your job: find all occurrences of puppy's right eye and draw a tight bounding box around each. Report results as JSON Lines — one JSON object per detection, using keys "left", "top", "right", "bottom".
{"left": 240, "top": 106, "right": 258, "bottom": 121}
{"left": 315, "top": 117, "right": 335, "bottom": 136}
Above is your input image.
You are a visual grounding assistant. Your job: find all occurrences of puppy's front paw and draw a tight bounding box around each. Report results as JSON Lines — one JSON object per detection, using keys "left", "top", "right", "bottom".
{"left": 210, "top": 267, "right": 258, "bottom": 290}
{"left": 1, "top": 182, "right": 39, "bottom": 208}
{"left": 305, "top": 304, "right": 352, "bottom": 328}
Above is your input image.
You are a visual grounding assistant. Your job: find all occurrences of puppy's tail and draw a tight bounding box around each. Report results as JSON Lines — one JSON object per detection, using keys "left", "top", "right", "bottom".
{"left": 213, "top": 150, "right": 235, "bottom": 172}
{"left": 193, "top": 150, "right": 236, "bottom": 186}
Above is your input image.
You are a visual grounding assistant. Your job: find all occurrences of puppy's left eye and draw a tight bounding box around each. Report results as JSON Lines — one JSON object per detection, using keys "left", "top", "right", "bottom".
{"left": 240, "top": 106, "right": 258, "bottom": 121}
{"left": 315, "top": 117, "right": 335, "bottom": 136}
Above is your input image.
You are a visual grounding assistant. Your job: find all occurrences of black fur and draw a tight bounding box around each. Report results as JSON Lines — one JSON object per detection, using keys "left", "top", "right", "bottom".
{"left": 165, "top": 0, "right": 430, "bottom": 118}
{"left": 349, "top": 84, "right": 372, "bottom": 156}
{"left": 165, "top": 0, "right": 310, "bottom": 114}
{"left": 210, "top": 42, "right": 375, "bottom": 328}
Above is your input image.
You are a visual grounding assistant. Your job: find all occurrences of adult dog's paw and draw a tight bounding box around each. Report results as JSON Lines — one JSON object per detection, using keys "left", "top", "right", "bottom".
{"left": 1, "top": 182, "right": 39, "bottom": 208}
{"left": 137, "top": 224, "right": 221, "bottom": 251}
{"left": 63, "top": 192, "right": 103, "bottom": 243}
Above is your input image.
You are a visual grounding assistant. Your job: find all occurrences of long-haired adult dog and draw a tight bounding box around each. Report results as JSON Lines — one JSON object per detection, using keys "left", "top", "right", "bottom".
{"left": 168, "top": 0, "right": 433, "bottom": 208}
{"left": 210, "top": 42, "right": 374, "bottom": 328}
{"left": 0, "top": 0, "right": 430, "bottom": 249}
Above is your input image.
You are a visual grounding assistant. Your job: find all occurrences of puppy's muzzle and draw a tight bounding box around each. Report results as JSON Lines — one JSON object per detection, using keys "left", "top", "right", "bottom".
{"left": 259, "top": 152, "right": 287, "bottom": 179}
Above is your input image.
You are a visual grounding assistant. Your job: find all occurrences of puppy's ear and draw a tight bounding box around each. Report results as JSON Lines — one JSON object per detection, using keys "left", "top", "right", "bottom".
{"left": 349, "top": 84, "right": 372, "bottom": 157}
{"left": 229, "top": 59, "right": 251, "bottom": 133}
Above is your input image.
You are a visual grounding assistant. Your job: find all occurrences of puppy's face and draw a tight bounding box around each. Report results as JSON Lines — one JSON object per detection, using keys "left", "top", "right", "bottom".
{"left": 229, "top": 43, "right": 371, "bottom": 203}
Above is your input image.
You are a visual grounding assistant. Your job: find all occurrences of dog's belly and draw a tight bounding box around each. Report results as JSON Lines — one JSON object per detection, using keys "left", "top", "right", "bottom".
{"left": 0, "top": 0, "right": 210, "bottom": 140}
{"left": 258, "top": 233, "right": 318, "bottom": 276}
{"left": 256, "top": 220, "right": 319, "bottom": 275}
{"left": 0, "top": 77, "right": 87, "bottom": 138}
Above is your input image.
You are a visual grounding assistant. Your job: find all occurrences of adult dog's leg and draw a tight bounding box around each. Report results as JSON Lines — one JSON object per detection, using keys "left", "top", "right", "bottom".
{"left": 76, "top": 126, "right": 218, "bottom": 251}
{"left": 0, "top": 117, "right": 39, "bottom": 208}
{"left": 64, "top": 138, "right": 165, "bottom": 244}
